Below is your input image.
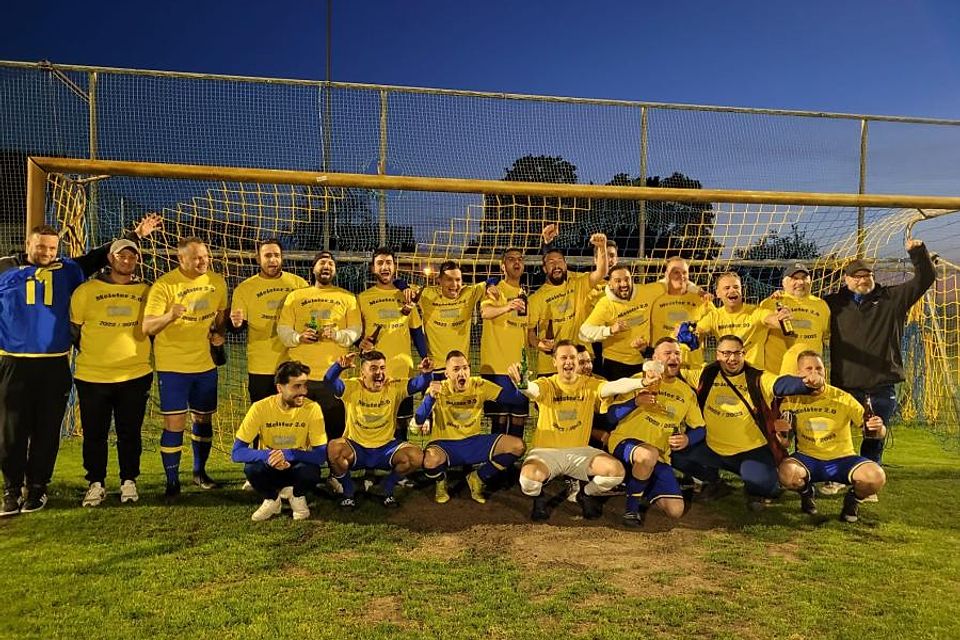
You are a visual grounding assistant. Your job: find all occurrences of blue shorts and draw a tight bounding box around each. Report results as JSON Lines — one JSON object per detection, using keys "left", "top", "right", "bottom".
{"left": 347, "top": 439, "right": 414, "bottom": 471}
{"left": 613, "top": 439, "right": 682, "bottom": 503}
{"left": 158, "top": 369, "right": 218, "bottom": 415}
{"left": 790, "top": 452, "right": 872, "bottom": 485}
{"left": 426, "top": 434, "right": 501, "bottom": 467}
{"left": 481, "top": 374, "right": 529, "bottom": 418}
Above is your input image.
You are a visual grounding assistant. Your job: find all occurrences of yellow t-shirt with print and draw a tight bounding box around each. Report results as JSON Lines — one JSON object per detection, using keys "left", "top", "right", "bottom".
{"left": 530, "top": 374, "right": 603, "bottom": 450}
{"left": 428, "top": 377, "right": 503, "bottom": 441}
{"left": 479, "top": 281, "right": 527, "bottom": 375}
{"left": 649, "top": 288, "right": 711, "bottom": 368}
{"left": 231, "top": 271, "right": 308, "bottom": 375}
{"left": 235, "top": 395, "right": 327, "bottom": 450}
{"left": 780, "top": 384, "right": 863, "bottom": 460}
{"left": 697, "top": 305, "right": 770, "bottom": 370}
{"left": 419, "top": 283, "right": 484, "bottom": 366}
{"left": 358, "top": 286, "right": 423, "bottom": 379}
{"left": 278, "top": 286, "right": 359, "bottom": 381}
{"left": 702, "top": 369, "right": 777, "bottom": 456}
{"left": 760, "top": 293, "right": 830, "bottom": 375}
{"left": 528, "top": 272, "right": 594, "bottom": 374}
{"left": 582, "top": 283, "right": 662, "bottom": 366}
{"left": 340, "top": 377, "right": 409, "bottom": 448}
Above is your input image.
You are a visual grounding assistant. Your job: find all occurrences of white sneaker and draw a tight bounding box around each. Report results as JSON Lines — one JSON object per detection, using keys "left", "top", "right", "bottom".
{"left": 289, "top": 495, "right": 310, "bottom": 520}
{"left": 242, "top": 480, "right": 254, "bottom": 492}
{"left": 82, "top": 482, "right": 106, "bottom": 507}
{"left": 327, "top": 476, "right": 344, "bottom": 495}
{"left": 820, "top": 482, "right": 846, "bottom": 495}
{"left": 862, "top": 493, "right": 879, "bottom": 503}
{"left": 119, "top": 480, "right": 139, "bottom": 504}
{"left": 251, "top": 498, "right": 282, "bottom": 521}
{"left": 279, "top": 486, "right": 294, "bottom": 500}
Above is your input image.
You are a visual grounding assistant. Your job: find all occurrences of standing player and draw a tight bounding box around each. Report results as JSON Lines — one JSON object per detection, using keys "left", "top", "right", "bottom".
{"left": 479, "top": 247, "right": 529, "bottom": 438}
{"left": 527, "top": 233, "right": 609, "bottom": 376}
{"left": 414, "top": 350, "right": 526, "bottom": 504}
{"left": 231, "top": 361, "right": 327, "bottom": 522}
{"left": 324, "top": 351, "right": 432, "bottom": 508}
{"left": 70, "top": 239, "right": 153, "bottom": 507}
{"left": 276, "top": 251, "right": 360, "bottom": 441}
{"left": 143, "top": 236, "right": 228, "bottom": 499}
{"left": 357, "top": 248, "right": 430, "bottom": 439}
{"left": 759, "top": 263, "right": 830, "bottom": 374}
{"left": 507, "top": 340, "right": 650, "bottom": 522}
{"left": 774, "top": 351, "right": 887, "bottom": 522}
{"left": 648, "top": 257, "right": 712, "bottom": 370}
{"left": 0, "top": 214, "right": 160, "bottom": 517}
{"left": 229, "top": 239, "right": 308, "bottom": 402}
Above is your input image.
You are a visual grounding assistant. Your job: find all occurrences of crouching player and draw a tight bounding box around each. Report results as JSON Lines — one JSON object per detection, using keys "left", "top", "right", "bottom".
{"left": 605, "top": 338, "right": 705, "bottom": 527}
{"left": 774, "top": 350, "right": 887, "bottom": 523}
{"left": 507, "top": 340, "right": 650, "bottom": 522}
{"left": 414, "top": 350, "right": 526, "bottom": 504}
{"left": 324, "top": 350, "right": 431, "bottom": 509}
{"left": 231, "top": 361, "right": 327, "bottom": 521}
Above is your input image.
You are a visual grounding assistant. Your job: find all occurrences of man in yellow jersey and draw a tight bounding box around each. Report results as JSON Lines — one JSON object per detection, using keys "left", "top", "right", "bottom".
{"left": 324, "top": 350, "right": 432, "bottom": 509}
{"left": 759, "top": 263, "right": 830, "bottom": 375}
{"left": 685, "top": 271, "right": 789, "bottom": 370}
{"left": 414, "top": 350, "right": 526, "bottom": 504}
{"left": 480, "top": 247, "right": 529, "bottom": 439}
{"left": 681, "top": 334, "right": 807, "bottom": 511}
{"left": 70, "top": 239, "right": 153, "bottom": 507}
{"left": 229, "top": 239, "right": 308, "bottom": 402}
{"left": 418, "top": 260, "right": 493, "bottom": 379}
{"left": 605, "top": 338, "right": 705, "bottom": 527}
{"left": 277, "top": 251, "right": 360, "bottom": 440}
{"left": 527, "top": 233, "right": 609, "bottom": 376}
{"left": 507, "top": 340, "right": 651, "bottom": 522}
{"left": 231, "top": 361, "right": 327, "bottom": 522}
{"left": 357, "top": 247, "right": 430, "bottom": 440}
{"left": 649, "top": 257, "right": 713, "bottom": 369}
{"left": 143, "top": 236, "right": 228, "bottom": 499}
{"left": 773, "top": 351, "right": 887, "bottom": 523}
{"left": 580, "top": 264, "right": 663, "bottom": 380}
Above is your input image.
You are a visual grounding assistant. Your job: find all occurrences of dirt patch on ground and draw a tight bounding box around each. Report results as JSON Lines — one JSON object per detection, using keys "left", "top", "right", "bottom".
{"left": 362, "top": 595, "right": 416, "bottom": 629}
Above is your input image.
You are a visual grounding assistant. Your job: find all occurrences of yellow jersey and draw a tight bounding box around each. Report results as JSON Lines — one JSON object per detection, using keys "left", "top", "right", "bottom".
{"left": 528, "top": 272, "right": 594, "bottom": 374}
{"left": 780, "top": 384, "right": 862, "bottom": 460}
{"left": 70, "top": 277, "right": 152, "bottom": 383}
{"left": 760, "top": 293, "right": 830, "bottom": 375}
{"left": 235, "top": 395, "right": 327, "bottom": 450}
{"left": 479, "top": 280, "right": 527, "bottom": 375}
{"left": 701, "top": 369, "right": 777, "bottom": 456}
{"left": 419, "top": 283, "right": 484, "bottom": 365}
{"left": 607, "top": 376, "right": 705, "bottom": 464}
{"left": 144, "top": 269, "right": 228, "bottom": 373}
{"left": 428, "top": 377, "right": 503, "bottom": 441}
{"left": 582, "top": 283, "right": 662, "bottom": 365}
{"left": 697, "top": 304, "right": 770, "bottom": 370}
{"left": 231, "top": 271, "right": 308, "bottom": 375}
{"left": 340, "top": 377, "right": 409, "bottom": 448}
{"left": 529, "top": 374, "right": 603, "bottom": 450}
{"left": 649, "top": 287, "right": 711, "bottom": 368}
{"left": 358, "top": 285, "right": 423, "bottom": 379}
{"left": 278, "top": 285, "right": 359, "bottom": 381}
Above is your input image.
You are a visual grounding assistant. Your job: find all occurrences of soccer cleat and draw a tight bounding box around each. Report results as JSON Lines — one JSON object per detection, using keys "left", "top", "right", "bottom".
{"left": 466, "top": 471, "right": 486, "bottom": 504}
{"left": 382, "top": 495, "right": 400, "bottom": 509}
{"left": 165, "top": 481, "right": 182, "bottom": 501}
{"left": 338, "top": 496, "right": 357, "bottom": 511}
{"left": 241, "top": 480, "right": 254, "bottom": 492}
{"left": 576, "top": 485, "right": 603, "bottom": 520}
{"left": 531, "top": 494, "right": 550, "bottom": 522}
{"left": 82, "top": 482, "right": 106, "bottom": 507}
{"left": 120, "top": 480, "right": 139, "bottom": 504}
{"left": 819, "top": 481, "right": 846, "bottom": 495}
{"left": 840, "top": 489, "right": 861, "bottom": 523}
{"left": 278, "top": 486, "right": 294, "bottom": 501}
{"left": 799, "top": 484, "right": 818, "bottom": 515}
{"left": 622, "top": 510, "right": 645, "bottom": 528}
{"left": 251, "top": 497, "right": 283, "bottom": 522}
{"left": 861, "top": 493, "right": 879, "bottom": 503}
{"left": 697, "top": 479, "right": 734, "bottom": 501}
{"left": 0, "top": 491, "right": 20, "bottom": 517}
{"left": 434, "top": 479, "right": 451, "bottom": 504}
{"left": 564, "top": 477, "right": 579, "bottom": 503}
{"left": 289, "top": 495, "right": 310, "bottom": 520}
{"left": 20, "top": 488, "right": 47, "bottom": 514}
{"left": 192, "top": 472, "right": 220, "bottom": 490}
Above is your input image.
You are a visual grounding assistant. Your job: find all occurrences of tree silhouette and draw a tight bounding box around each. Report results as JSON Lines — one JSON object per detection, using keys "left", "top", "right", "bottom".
{"left": 734, "top": 224, "right": 821, "bottom": 298}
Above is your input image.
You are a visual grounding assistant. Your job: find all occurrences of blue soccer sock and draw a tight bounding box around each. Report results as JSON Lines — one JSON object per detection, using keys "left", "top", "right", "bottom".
{"left": 382, "top": 471, "right": 403, "bottom": 497}
{"left": 478, "top": 452, "right": 520, "bottom": 482}
{"left": 625, "top": 475, "right": 648, "bottom": 513}
{"left": 160, "top": 430, "right": 183, "bottom": 485}
{"left": 334, "top": 471, "right": 355, "bottom": 498}
{"left": 191, "top": 421, "right": 213, "bottom": 474}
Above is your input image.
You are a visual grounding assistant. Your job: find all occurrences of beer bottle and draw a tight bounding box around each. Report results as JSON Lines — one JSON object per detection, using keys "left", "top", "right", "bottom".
{"left": 368, "top": 323, "right": 383, "bottom": 346}
{"left": 863, "top": 397, "right": 879, "bottom": 438}
{"left": 516, "top": 288, "right": 528, "bottom": 317}
{"left": 543, "top": 318, "right": 555, "bottom": 354}
{"left": 776, "top": 300, "right": 796, "bottom": 337}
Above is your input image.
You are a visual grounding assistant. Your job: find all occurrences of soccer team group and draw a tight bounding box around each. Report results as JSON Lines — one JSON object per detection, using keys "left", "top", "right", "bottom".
{"left": 0, "top": 215, "right": 937, "bottom": 526}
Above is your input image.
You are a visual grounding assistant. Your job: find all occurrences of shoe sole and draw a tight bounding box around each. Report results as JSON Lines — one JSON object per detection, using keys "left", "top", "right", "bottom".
{"left": 20, "top": 503, "right": 46, "bottom": 514}
{"left": 120, "top": 495, "right": 139, "bottom": 504}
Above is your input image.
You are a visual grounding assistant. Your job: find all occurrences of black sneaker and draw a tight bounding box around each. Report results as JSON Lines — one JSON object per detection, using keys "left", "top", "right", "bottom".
{"left": 531, "top": 494, "right": 550, "bottom": 522}
{"left": 799, "top": 484, "right": 818, "bottom": 515}
{"left": 840, "top": 489, "right": 860, "bottom": 523}
{"left": 382, "top": 495, "right": 399, "bottom": 509}
{"left": 20, "top": 488, "right": 47, "bottom": 514}
{"left": 698, "top": 479, "right": 734, "bottom": 502}
{"left": 622, "top": 510, "right": 644, "bottom": 528}
{"left": 1, "top": 491, "right": 20, "bottom": 517}
{"left": 165, "top": 481, "right": 182, "bottom": 501}
{"left": 576, "top": 486, "right": 603, "bottom": 520}
{"left": 338, "top": 496, "right": 357, "bottom": 511}
{"left": 192, "top": 472, "right": 220, "bottom": 490}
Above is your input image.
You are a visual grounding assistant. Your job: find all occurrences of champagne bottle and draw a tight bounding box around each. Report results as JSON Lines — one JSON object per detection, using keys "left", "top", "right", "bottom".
{"left": 776, "top": 300, "right": 796, "bottom": 337}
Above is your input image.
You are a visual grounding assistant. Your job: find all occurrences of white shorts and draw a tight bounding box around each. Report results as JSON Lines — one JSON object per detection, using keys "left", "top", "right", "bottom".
{"left": 525, "top": 447, "right": 606, "bottom": 482}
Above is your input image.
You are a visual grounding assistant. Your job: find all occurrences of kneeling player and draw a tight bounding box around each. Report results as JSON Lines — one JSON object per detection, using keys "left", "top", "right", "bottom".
{"left": 324, "top": 351, "right": 431, "bottom": 509}
{"left": 231, "top": 361, "right": 327, "bottom": 521}
{"left": 773, "top": 351, "right": 887, "bottom": 523}
{"left": 605, "top": 338, "right": 705, "bottom": 527}
{"left": 508, "top": 340, "right": 650, "bottom": 522}
{"left": 415, "top": 350, "right": 526, "bottom": 504}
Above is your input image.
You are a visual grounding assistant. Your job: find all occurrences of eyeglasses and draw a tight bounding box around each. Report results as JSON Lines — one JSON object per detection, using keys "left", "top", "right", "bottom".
{"left": 717, "top": 350, "right": 745, "bottom": 358}
{"left": 848, "top": 273, "right": 873, "bottom": 281}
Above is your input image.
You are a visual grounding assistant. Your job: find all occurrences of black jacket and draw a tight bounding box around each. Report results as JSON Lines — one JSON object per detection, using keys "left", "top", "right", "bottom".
{"left": 825, "top": 244, "right": 936, "bottom": 391}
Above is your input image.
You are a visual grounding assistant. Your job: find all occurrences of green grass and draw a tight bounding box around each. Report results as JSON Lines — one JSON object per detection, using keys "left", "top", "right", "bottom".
{"left": 2, "top": 426, "right": 959, "bottom": 640}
